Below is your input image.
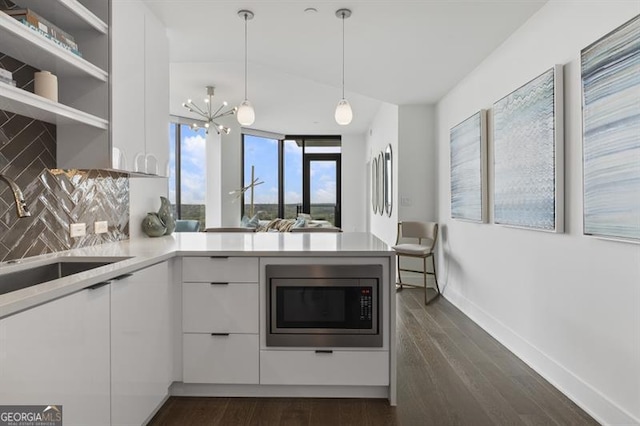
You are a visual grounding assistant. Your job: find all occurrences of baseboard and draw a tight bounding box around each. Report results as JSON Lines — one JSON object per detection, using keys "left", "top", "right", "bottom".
{"left": 170, "top": 383, "right": 389, "bottom": 400}
{"left": 443, "top": 287, "right": 639, "bottom": 426}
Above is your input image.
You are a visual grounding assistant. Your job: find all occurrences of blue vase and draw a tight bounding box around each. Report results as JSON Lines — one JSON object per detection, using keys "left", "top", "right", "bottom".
{"left": 158, "top": 196, "right": 176, "bottom": 235}
{"left": 142, "top": 212, "right": 167, "bottom": 237}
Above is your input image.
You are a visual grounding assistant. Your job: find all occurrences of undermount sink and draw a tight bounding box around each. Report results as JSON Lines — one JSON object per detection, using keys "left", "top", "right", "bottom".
{"left": 0, "top": 258, "right": 131, "bottom": 296}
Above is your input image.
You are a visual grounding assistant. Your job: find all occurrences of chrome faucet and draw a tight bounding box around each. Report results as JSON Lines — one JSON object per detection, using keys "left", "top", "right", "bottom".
{"left": 0, "top": 174, "right": 31, "bottom": 218}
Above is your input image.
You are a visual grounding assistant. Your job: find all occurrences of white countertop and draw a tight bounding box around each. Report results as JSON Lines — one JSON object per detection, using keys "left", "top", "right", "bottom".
{"left": 0, "top": 232, "right": 392, "bottom": 318}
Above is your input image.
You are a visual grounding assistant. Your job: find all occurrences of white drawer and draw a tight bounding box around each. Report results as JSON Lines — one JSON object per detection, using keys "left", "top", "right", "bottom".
{"left": 183, "top": 282, "right": 258, "bottom": 333}
{"left": 182, "top": 257, "right": 259, "bottom": 282}
{"left": 260, "top": 350, "right": 389, "bottom": 386}
{"left": 183, "top": 333, "right": 259, "bottom": 384}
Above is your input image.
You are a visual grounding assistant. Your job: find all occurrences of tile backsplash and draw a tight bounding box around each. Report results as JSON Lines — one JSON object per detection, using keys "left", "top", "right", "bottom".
{"left": 1, "top": 53, "right": 129, "bottom": 263}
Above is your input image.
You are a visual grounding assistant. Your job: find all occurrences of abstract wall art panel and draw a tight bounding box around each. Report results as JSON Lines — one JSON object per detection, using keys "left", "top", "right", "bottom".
{"left": 582, "top": 15, "right": 640, "bottom": 242}
{"left": 493, "top": 65, "right": 564, "bottom": 232}
{"left": 450, "top": 110, "right": 487, "bottom": 222}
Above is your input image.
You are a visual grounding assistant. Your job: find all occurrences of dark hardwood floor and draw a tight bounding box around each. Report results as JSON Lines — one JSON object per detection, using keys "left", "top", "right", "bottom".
{"left": 149, "top": 288, "right": 599, "bottom": 425}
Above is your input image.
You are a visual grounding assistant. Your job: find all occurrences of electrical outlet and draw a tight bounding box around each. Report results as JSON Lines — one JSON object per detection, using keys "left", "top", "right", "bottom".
{"left": 70, "top": 223, "right": 86, "bottom": 238}
{"left": 401, "top": 197, "right": 413, "bottom": 207}
{"left": 95, "top": 221, "right": 108, "bottom": 234}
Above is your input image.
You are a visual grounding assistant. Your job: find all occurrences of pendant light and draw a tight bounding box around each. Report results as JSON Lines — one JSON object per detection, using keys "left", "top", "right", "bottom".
{"left": 335, "top": 8, "right": 352, "bottom": 126}
{"left": 237, "top": 10, "right": 255, "bottom": 126}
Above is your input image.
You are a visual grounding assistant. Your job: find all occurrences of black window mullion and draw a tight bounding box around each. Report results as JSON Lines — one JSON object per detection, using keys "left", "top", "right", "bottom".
{"left": 175, "top": 124, "right": 182, "bottom": 219}
{"left": 278, "top": 139, "right": 284, "bottom": 219}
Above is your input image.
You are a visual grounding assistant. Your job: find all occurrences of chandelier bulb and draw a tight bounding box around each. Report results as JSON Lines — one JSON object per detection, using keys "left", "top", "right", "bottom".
{"left": 204, "top": 98, "right": 209, "bottom": 103}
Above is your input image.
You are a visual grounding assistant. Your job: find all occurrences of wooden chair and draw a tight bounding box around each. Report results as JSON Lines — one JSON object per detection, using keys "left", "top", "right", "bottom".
{"left": 393, "top": 221, "right": 440, "bottom": 305}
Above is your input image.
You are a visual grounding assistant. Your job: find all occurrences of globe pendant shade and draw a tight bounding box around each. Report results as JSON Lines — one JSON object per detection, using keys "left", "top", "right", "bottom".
{"left": 237, "top": 100, "right": 255, "bottom": 126}
{"left": 335, "top": 98, "right": 353, "bottom": 125}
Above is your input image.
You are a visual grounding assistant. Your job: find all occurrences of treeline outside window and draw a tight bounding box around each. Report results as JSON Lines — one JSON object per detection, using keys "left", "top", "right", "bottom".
{"left": 242, "top": 135, "right": 341, "bottom": 226}
{"left": 168, "top": 123, "right": 207, "bottom": 231}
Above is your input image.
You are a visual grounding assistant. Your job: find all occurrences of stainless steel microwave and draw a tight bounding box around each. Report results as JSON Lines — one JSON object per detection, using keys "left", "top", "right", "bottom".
{"left": 266, "top": 264, "right": 382, "bottom": 348}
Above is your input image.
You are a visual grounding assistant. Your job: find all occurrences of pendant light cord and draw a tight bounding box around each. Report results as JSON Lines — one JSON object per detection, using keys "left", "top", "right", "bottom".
{"left": 341, "top": 12, "right": 345, "bottom": 99}
{"left": 244, "top": 13, "right": 248, "bottom": 101}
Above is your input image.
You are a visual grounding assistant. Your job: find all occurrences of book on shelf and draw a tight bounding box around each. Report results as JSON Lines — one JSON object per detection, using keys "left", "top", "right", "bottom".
{"left": 2, "top": 8, "right": 79, "bottom": 51}
{"left": 0, "top": 68, "right": 12, "bottom": 80}
{"left": 16, "top": 18, "right": 83, "bottom": 57}
{"left": 0, "top": 77, "right": 17, "bottom": 87}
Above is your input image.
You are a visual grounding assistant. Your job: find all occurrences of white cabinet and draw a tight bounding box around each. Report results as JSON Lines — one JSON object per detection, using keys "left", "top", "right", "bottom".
{"left": 111, "top": 261, "right": 172, "bottom": 426}
{"left": 0, "top": 283, "right": 111, "bottom": 426}
{"left": 183, "top": 334, "right": 259, "bottom": 384}
{"left": 260, "top": 350, "right": 389, "bottom": 386}
{"left": 183, "top": 282, "right": 259, "bottom": 333}
{"left": 111, "top": 0, "right": 169, "bottom": 175}
{"left": 182, "top": 257, "right": 260, "bottom": 385}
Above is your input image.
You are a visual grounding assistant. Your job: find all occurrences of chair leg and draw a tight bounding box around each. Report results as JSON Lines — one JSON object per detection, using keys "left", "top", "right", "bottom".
{"left": 397, "top": 255, "right": 403, "bottom": 290}
{"left": 425, "top": 255, "right": 441, "bottom": 305}
{"left": 423, "top": 257, "right": 428, "bottom": 305}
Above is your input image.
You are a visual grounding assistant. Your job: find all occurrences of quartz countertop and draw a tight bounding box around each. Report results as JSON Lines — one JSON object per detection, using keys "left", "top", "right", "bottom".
{"left": 0, "top": 232, "right": 392, "bottom": 318}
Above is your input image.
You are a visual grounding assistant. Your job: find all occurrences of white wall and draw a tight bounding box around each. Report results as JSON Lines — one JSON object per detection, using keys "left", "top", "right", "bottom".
{"left": 129, "top": 177, "right": 169, "bottom": 239}
{"left": 366, "top": 103, "right": 399, "bottom": 246}
{"left": 435, "top": 2, "right": 640, "bottom": 424}
{"left": 398, "top": 105, "right": 437, "bottom": 222}
{"left": 341, "top": 134, "right": 367, "bottom": 232}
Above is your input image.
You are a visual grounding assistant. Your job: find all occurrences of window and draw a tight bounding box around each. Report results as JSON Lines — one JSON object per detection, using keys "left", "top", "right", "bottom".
{"left": 242, "top": 135, "right": 341, "bottom": 227}
{"left": 169, "top": 122, "right": 207, "bottom": 230}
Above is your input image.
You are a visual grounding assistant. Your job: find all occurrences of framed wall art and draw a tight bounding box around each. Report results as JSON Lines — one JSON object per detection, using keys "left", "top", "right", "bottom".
{"left": 493, "top": 65, "right": 564, "bottom": 232}
{"left": 582, "top": 15, "right": 640, "bottom": 242}
{"left": 450, "top": 110, "right": 487, "bottom": 223}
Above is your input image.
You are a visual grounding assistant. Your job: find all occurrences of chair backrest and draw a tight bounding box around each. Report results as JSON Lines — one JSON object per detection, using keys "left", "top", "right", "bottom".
{"left": 397, "top": 221, "right": 438, "bottom": 250}
{"left": 175, "top": 220, "right": 200, "bottom": 232}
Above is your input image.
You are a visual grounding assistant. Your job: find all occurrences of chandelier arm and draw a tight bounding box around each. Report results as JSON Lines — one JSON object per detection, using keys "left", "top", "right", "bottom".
{"left": 211, "top": 104, "right": 226, "bottom": 118}
{"left": 189, "top": 102, "right": 208, "bottom": 117}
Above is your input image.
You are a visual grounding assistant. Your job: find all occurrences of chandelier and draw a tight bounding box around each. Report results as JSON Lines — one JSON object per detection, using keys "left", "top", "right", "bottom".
{"left": 182, "top": 86, "right": 237, "bottom": 134}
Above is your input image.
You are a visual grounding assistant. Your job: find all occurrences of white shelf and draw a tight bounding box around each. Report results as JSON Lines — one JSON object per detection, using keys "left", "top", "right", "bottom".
{"left": 0, "top": 12, "right": 107, "bottom": 81}
{"left": 15, "top": 0, "right": 108, "bottom": 34}
{"left": 0, "top": 83, "right": 108, "bottom": 129}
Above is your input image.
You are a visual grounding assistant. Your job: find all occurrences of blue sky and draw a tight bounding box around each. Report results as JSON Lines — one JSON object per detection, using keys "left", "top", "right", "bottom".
{"left": 170, "top": 127, "right": 337, "bottom": 206}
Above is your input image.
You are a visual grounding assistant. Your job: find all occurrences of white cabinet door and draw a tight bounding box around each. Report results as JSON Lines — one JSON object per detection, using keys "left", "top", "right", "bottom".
{"left": 0, "top": 284, "right": 111, "bottom": 426}
{"left": 260, "top": 350, "right": 389, "bottom": 386}
{"left": 111, "top": 262, "right": 172, "bottom": 426}
{"left": 144, "top": 8, "right": 170, "bottom": 177}
{"left": 183, "top": 334, "right": 259, "bottom": 384}
{"left": 183, "top": 282, "right": 259, "bottom": 333}
{"left": 111, "top": 0, "right": 146, "bottom": 172}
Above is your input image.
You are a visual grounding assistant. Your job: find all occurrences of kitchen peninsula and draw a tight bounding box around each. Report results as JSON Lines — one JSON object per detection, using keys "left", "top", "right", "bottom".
{"left": 0, "top": 232, "right": 396, "bottom": 426}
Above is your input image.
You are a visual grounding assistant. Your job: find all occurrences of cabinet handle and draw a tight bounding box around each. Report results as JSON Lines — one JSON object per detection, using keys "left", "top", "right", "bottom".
{"left": 211, "top": 333, "right": 230, "bottom": 337}
{"left": 87, "top": 281, "right": 111, "bottom": 290}
{"left": 315, "top": 350, "right": 333, "bottom": 354}
{"left": 210, "top": 282, "right": 229, "bottom": 285}
{"left": 209, "top": 256, "right": 229, "bottom": 259}
{"left": 113, "top": 273, "right": 133, "bottom": 281}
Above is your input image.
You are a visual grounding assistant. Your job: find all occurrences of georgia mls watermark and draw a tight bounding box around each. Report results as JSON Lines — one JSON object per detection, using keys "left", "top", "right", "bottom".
{"left": 0, "top": 405, "right": 62, "bottom": 426}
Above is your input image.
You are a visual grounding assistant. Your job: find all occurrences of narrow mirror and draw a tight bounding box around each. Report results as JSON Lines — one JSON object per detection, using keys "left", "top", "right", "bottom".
{"left": 378, "top": 152, "right": 384, "bottom": 215}
{"left": 384, "top": 144, "right": 392, "bottom": 216}
{"left": 371, "top": 157, "right": 378, "bottom": 214}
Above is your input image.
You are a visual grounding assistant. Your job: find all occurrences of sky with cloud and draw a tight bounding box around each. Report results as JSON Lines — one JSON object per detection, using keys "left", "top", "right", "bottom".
{"left": 169, "top": 126, "right": 337, "bottom": 208}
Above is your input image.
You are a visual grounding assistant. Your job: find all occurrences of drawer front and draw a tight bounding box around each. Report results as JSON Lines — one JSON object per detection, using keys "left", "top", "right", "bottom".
{"left": 182, "top": 257, "right": 259, "bottom": 282}
{"left": 183, "top": 283, "right": 258, "bottom": 333}
{"left": 260, "top": 350, "right": 389, "bottom": 386}
{"left": 183, "top": 334, "right": 259, "bottom": 384}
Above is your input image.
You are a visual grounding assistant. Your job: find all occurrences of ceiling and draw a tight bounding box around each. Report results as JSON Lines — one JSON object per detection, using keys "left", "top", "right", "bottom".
{"left": 144, "top": 0, "right": 547, "bottom": 135}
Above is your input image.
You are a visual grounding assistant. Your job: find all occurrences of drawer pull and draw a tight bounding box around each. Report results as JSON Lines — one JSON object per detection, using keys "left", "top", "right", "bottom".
{"left": 210, "top": 282, "right": 229, "bottom": 285}
{"left": 211, "top": 333, "right": 230, "bottom": 337}
{"left": 87, "top": 281, "right": 111, "bottom": 290}
{"left": 113, "top": 273, "right": 133, "bottom": 281}
{"left": 209, "top": 256, "right": 229, "bottom": 259}
{"left": 315, "top": 350, "right": 333, "bottom": 354}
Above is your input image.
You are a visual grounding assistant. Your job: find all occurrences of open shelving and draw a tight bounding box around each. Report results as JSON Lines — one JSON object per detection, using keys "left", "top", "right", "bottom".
{"left": 0, "top": 83, "right": 108, "bottom": 129}
{"left": 0, "top": 11, "right": 107, "bottom": 81}
{"left": 17, "top": 0, "right": 108, "bottom": 34}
